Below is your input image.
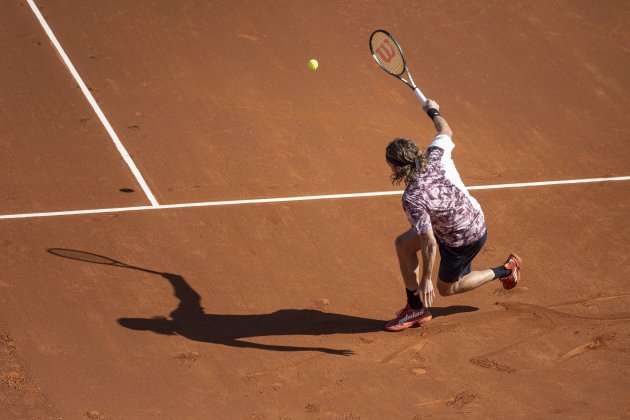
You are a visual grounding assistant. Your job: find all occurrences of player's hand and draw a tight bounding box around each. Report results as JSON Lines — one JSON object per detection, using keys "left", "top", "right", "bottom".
{"left": 423, "top": 99, "right": 440, "bottom": 112}
{"left": 417, "top": 277, "right": 435, "bottom": 307}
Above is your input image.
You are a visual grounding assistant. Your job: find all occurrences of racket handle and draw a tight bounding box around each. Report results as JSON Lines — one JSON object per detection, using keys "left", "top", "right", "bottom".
{"left": 413, "top": 87, "right": 428, "bottom": 106}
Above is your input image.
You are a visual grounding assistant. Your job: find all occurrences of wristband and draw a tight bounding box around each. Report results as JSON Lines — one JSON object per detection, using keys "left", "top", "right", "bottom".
{"left": 427, "top": 108, "right": 440, "bottom": 120}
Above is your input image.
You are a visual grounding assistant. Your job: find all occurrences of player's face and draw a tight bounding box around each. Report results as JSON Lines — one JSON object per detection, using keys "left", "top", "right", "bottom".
{"left": 387, "top": 162, "right": 398, "bottom": 175}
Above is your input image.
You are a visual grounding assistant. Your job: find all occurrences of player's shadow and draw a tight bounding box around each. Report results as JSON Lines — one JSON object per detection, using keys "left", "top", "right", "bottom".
{"left": 47, "top": 249, "right": 478, "bottom": 356}
{"left": 119, "top": 272, "right": 477, "bottom": 355}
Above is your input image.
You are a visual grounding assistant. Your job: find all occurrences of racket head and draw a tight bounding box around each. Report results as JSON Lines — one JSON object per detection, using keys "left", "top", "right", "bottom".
{"left": 48, "top": 248, "right": 125, "bottom": 266}
{"left": 369, "top": 29, "right": 407, "bottom": 77}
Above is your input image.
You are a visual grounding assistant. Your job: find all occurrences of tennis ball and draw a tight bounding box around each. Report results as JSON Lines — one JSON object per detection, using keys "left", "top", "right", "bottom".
{"left": 308, "top": 59, "right": 318, "bottom": 71}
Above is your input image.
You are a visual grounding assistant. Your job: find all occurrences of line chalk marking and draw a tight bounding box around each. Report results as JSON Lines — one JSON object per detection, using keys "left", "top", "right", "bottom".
{"left": 1, "top": 176, "right": 628, "bottom": 220}
{"left": 26, "top": 0, "right": 159, "bottom": 207}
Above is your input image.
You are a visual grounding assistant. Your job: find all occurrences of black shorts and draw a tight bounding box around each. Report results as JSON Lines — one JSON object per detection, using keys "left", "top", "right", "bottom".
{"left": 437, "top": 229, "right": 487, "bottom": 283}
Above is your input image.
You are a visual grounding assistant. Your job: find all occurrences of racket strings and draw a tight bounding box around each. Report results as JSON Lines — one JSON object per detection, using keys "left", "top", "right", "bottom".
{"left": 48, "top": 248, "right": 119, "bottom": 265}
{"left": 370, "top": 31, "right": 405, "bottom": 76}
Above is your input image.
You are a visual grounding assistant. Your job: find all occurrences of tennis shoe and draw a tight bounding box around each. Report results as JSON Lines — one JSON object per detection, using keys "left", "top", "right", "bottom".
{"left": 385, "top": 305, "right": 432, "bottom": 332}
{"left": 500, "top": 253, "right": 522, "bottom": 290}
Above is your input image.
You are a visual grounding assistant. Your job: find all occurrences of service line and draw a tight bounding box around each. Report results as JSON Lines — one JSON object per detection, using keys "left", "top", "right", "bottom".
{"left": 1, "top": 176, "right": 628, "bottom": 220}
{"left": 26, "top": 0, "right": 159, "bottom": 207}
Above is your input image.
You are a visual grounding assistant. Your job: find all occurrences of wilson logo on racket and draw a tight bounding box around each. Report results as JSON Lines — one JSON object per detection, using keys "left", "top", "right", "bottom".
{"left": 376, "top": 38, "right": 397, "bottom": 63}
{"left": 370, "top": 29, "right": 429, "bottom": 105}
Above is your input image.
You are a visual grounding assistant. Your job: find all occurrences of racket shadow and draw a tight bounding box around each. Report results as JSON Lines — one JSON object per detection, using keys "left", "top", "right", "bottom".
{"left": 47, "top": 248, "right": 477, "bottom": 356}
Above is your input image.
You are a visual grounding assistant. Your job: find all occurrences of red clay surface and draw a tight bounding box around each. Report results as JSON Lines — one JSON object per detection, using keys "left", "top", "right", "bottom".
{"left": 0, "top": 2, "right": 147, "bottom": 215}
{"left": 2, "top": 0, "right": 630, "bottom": 418}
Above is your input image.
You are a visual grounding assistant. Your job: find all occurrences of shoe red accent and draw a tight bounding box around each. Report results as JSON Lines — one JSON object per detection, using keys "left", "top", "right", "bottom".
{"left": 500, "top": 253, "right": 522, "bottom": 290}
{"left": 384, "top": 305, "right": 432, "bottom": 332}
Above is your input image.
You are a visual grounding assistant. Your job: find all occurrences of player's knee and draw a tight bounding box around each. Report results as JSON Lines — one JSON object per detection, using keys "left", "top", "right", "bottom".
{"left": 437, "top": 280, "right": 455, "bottom": 296}
{"left": 395, "top": 231, "right": 417, "bottom": 254}
{"left": 394, "top": 234, "right": 406, "bottom": 252}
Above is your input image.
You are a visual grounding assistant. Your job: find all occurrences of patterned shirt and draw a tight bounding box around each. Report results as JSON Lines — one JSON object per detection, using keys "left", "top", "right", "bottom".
{"left": 402, "top": 134, "right": 486, "bottom": 247}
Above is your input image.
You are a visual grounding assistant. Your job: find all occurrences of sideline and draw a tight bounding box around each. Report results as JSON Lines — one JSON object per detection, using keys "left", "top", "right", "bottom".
{"left": 26, "top": 0, "right": 159, "bottom": 207}
{"left": 1, "top": 176, "right": 628, "bottom": 220}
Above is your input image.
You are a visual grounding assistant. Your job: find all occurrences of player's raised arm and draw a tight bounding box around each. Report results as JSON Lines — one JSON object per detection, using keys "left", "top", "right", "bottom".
{"left": 423, "top": 99, "right": 452, "bottom": 138}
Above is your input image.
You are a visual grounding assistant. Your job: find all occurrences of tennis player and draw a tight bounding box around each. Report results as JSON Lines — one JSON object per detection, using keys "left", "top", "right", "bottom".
{"left": 384, "top": 99, "right": 522, "bottom": 332}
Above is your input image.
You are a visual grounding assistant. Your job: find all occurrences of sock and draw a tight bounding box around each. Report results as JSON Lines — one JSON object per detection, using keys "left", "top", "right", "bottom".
{"left": 491, "top": 266, "right": 511, "bottom": 279}
{"left": 405, "top": 288, "right": 423, "bottom": 309}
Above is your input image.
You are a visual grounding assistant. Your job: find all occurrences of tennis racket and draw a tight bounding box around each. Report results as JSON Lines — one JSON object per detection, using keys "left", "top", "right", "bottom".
{"left": 369, "top": 29, "right": 428, "bottom": 106}
{"left": 48, "top": 248, "right": 160, "bottom": 275}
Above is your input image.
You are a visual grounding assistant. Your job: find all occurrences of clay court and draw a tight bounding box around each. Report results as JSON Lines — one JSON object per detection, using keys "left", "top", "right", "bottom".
{"left": 1, "top": 1, "right": 629, "bottom": 418}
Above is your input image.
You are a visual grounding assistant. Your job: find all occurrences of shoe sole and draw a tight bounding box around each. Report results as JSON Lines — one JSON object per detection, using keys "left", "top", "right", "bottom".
{"left": 411, "top": 314, "right": 433, "bottom": 327}
{"left": 384, "top": 313, "right": 432, "bottom": 332}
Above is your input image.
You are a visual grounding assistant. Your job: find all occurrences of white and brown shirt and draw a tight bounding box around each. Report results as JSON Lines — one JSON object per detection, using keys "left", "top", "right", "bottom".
{"left": 402, "top": 134, "right": 486, "bottom": 247}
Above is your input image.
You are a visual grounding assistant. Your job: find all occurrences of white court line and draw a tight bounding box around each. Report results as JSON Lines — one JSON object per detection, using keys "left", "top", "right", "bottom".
{"left": 466, "top": 176, "right": 630, "bottom": 190}
{"left": 26, "top": 0, "right": 159, "bottom": 207}
{"left": 0, "top": 176, "right": 628, "bottom": 220}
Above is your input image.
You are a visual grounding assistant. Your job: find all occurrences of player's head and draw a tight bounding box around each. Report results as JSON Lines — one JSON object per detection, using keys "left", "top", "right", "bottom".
{"left": 385, "top": 138, "right": 426, "bottom": 185}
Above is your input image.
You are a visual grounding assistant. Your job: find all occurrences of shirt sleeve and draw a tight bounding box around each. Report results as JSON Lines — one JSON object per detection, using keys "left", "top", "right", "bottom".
{"left": 403, "top": 196, "right": 432, "bottom": 234}
{"left": 428, "top": 134, "right": 455, "bottom": 158}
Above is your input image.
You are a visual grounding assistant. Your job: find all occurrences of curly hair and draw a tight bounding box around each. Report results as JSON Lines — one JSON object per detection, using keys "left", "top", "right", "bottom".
{"left": 385, "top": 138, "right": 427, "bottom": 186}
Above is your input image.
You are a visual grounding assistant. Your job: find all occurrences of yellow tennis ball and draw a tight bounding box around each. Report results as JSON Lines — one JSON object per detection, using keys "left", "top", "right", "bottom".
{"left": 308, "top": 59, "right": 318, "bottom": 71}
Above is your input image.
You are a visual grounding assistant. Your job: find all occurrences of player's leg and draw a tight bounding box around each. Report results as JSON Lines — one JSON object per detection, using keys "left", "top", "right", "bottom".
{"left": 437, "top": 269, "right": 495, "bottom": 295}
{"left": 385, "top": 229, "right": 432, "bottom": 332}
{"left": 436, "top": 231, "right": 522, "bottom": 296}
{"left": 395, "top": 228, "right": 422, "bottom": 291}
